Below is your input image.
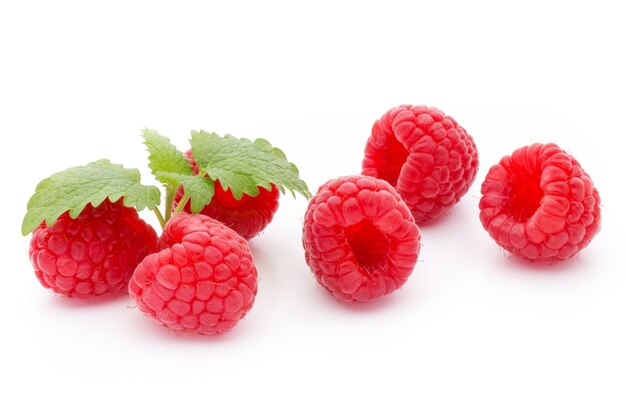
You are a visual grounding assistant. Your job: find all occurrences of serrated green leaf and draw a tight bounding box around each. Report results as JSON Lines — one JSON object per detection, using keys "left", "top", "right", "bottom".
{"left": 155, "top": 172, "right": 215, "bottom": 213}
{"left": 190, "top": 130, "right": 311, "bottom": 200}
{"left": 143, "top": 128, "right": 194, "bottom": 185}
{"left": 21, "top": 159, "right": 161, "bottom": 236}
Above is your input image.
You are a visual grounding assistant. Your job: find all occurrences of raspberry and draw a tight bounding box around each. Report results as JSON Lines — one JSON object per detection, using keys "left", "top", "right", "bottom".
{"left": 129, "top": 213, "right": 257, "bottom": 335}
{"left": 362, "top": 105, "right": 479, "bottom": 223}
{"left": 29, "top": 199, "right": 158, "bottom": 298}
{"left": 479, "top": 143, "right": 601, "bottom": 262}
{"left": 172, "top": 150, "right": 280, "bottom": 240}
{"left": 302, "top": 175, "right": 420, "bottom": 302}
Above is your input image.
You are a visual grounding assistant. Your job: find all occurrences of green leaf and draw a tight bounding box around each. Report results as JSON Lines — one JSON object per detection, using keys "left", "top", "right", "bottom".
{"left": 21, "top": 159, "right": 161, "bottom": 236}
{"left": 142, "top": 128, "right": 216, "bottom": 214}
{"left": 143, "top": 128, "right": 194, "bottom": 185}
{"left": 190, "top": 130, "right": 312, "bottom": 200}
{"left": 155, "top": 172, "right": 215, "bottom": 213}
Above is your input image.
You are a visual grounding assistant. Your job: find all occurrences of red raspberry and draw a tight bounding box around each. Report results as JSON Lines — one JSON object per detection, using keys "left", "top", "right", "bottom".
{"left": 172, "top": 150, "right": 280, "bottom": 239}
{"left": 129, "top": 213, "right": 257, "bottom": 335}
{"left": 362, "top": 105, "right": 479, "bottom": 223}
{"left": 302, "top": 175, "right": 420, "bottom": 302}
{"left": 479, "top": 143, "right": 601, "bottom": 262}
{"left": 28, "top": 199, "right": 158, "bottom": 298}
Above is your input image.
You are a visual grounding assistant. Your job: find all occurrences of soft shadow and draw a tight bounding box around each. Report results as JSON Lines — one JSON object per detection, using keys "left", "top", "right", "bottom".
{"left": 494, "top": 250, "right": 592, "bottom": 278}
{"left": 46, "top": 292, "right": 130, "bottom": 309}
{"left": 416, "top": 199, "right": 478, "bottom": 231}
{"left": 246, "top": 239, "right": 282, "bottom": 294}
{"left": 247, "top": 239, "right": 273, "bottom": 268}
{"left": 313, "top": 284, "right": 408, "bottom": 313}
{"left": 124, "top": 303, "right": 255, "bottom": 344}
{"left": 417, "top": 209, "right": 455, "bottom": 229}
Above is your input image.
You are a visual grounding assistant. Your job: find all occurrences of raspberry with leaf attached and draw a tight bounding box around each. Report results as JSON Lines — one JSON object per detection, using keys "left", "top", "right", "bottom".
{"left": 172, "top": 150, "right": 280, "bottom": 239}
{"left": 22, "top": 160, "right": 161, "bottom": 298}
{"left": 29, "top": 199, "right": 158, "bottom": 298}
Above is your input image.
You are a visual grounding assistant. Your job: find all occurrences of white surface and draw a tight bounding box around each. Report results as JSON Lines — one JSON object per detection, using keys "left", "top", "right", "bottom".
{"left": 1, "top": 1, "right": 625, "bottom": 416}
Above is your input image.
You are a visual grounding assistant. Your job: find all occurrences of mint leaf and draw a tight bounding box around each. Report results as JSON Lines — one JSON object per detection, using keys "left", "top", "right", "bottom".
{"left": 143, "top": 128, "right": 215, "bottom": 214}
{"left": 22, "top": 159, "right": 161, "bottom": 236}
{"left": 143, "top": 129, "right": 194, "bottom": 184}
{"left": 155, "top": 172, "right": 215, "bottom": 213}
{"left": 190, "top": 130, "right": 312, "bottom": 200}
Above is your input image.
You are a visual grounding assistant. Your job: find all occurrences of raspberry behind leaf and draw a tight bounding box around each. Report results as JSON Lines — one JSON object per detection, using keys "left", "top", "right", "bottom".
{"left": 142, "top": 130, "right": 309, "bottom": 237}
{"left": 479, "top": 143, "right": 601, "bottom": 262}
{"left": 302, "top": 175, "right": 420, "bottom": 302}
{"left": 29, "top": 199, "right": 158, "bottom": 298}
{"left": 172, "top": 150, "right": 280, "bottom": 239}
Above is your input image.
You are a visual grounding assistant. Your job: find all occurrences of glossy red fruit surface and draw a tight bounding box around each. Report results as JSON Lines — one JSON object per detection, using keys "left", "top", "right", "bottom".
{"left": 363, "top": 105, "right": 479, "bottom": 223}
{"left": 302, "top": 175, "right": 420, "bottom": 302}
{"left": 29, "top": 199, "right": 158, "bottom": 298}
{"left": 479, "top": 143, "right": 601, "bottom": 262}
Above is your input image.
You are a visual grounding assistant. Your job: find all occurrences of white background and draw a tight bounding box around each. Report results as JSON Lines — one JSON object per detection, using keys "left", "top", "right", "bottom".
{"left": 1, "top": 1, "right": 624, "bottom": 416}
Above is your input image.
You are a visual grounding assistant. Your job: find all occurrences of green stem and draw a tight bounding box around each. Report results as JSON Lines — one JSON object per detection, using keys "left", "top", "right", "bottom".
{"left": 173, "top": 193, "right": 190, "bottom": 215}
{"left": 164, "top": 185, "right": 175, "bottom": 223}
{"left": 152, "top": 207, "right": 166, "bottom": 230}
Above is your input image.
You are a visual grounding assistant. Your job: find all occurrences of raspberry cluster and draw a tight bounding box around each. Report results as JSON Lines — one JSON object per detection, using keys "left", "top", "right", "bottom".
{"left": 23, "top": 129, "right": 308, "bottom": 336}
{"left": 301, "top": 105, "right": 601, "bottom": 303}
{"left": 23, "top": 109, "right": 603, "bottom": 337}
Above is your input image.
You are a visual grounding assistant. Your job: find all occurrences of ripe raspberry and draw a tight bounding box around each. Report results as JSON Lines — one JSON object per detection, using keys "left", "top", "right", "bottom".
{"left": 172, "top": 150, "right": 280, "bottom": 239}
{"left": 362, "top": 105, "right": 479, "bottom": 223}
{"left": 29, "top": 199, "right": 158, "bottom": 298}
{"left": 129, "top": 213, "right": 257, "bottom": 335}
{"left": 302, "top": 175, "right": 420, "bottom": 302}
{"left": 479, "top": 143, "right": 601, "bottom": 262}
